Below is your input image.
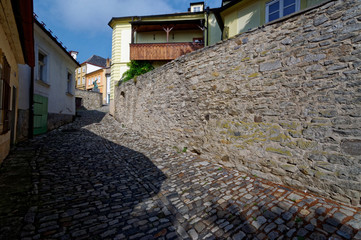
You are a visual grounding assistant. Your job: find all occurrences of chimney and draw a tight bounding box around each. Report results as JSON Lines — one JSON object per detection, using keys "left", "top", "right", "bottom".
{"left": 106, "top": 58, "right": 111, "bottom": 68}
{"left": 69, "top": 51, "right": 78, "bottom": 60}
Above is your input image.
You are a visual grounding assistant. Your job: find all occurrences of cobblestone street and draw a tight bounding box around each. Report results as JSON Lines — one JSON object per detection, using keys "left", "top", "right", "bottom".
{"left": 0, "top": 107, "right": 360, "bottom": 240}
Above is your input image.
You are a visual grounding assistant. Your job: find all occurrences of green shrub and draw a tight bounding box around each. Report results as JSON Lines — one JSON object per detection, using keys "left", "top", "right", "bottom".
{"left": 121, "top": 60, "right": 154, "bottom": 83}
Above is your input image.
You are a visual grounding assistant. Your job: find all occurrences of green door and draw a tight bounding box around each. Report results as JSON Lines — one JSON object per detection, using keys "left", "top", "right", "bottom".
{"left": 33, "top": 94, "right": 48, "bottom": 135}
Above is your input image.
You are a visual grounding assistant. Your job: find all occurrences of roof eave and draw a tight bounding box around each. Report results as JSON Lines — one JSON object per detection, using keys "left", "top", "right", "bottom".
{"left": 109, "top": 11, "right": 205, "bottom": 28}
{"left": 34, "top": 18, "right": 80, "bottom": 67}
{"left": 11, "top": 0, "right": 35, "bottom": 66}
{"left": 80, "top": 62, "right": 106, "bottom": 69}
{"left": 218, "top": 0, "right": 244, "bottom": 12}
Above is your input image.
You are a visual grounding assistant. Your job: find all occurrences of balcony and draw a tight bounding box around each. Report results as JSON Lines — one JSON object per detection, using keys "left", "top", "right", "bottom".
{"left": 130, "top": 42, "right": 204, "bottom": 61}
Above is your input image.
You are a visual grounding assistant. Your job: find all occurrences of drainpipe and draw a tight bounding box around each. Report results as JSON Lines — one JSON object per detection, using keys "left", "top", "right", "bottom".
{"left": 28, "top": 9, "right": 35, "bottom": 139}
{"left": 28, "top": 66, "right": 34, "bottom": 139}
{"left": 206, "top": 7, "right": 210, "bottom": 46}
{"left": 214, "top": 10, "right": 224, "bottom": 41}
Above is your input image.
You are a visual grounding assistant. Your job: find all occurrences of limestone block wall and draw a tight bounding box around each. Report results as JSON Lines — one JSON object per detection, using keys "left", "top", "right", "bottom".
{"left": 114, "top": 0, "right": 361, "bottom": 206}
{"left": 75, "top": 89, "right": 102, "bottom": 110}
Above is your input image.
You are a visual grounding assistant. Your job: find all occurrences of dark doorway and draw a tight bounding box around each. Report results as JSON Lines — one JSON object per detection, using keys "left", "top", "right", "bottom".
{"left": 75, "top": 97, "right": 82, "bottom": 109}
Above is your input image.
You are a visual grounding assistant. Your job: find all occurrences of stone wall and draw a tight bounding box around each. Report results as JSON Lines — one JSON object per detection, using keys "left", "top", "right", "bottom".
{"left": 75, "top": 89, "right": 102, "bottom": 110}
{"left": 114, "top": 0, "right": 361, "bottom": 206}
{"left": 47, "top": 113, "right": 73, "bottom": 131}
{"left": 16, "top": 110, "right": 73, "bottom": 141}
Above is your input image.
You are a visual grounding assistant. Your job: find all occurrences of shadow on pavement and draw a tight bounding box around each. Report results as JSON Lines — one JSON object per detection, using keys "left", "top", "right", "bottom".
{"left": 0, "top": 145, "right": 35, "bottom": 239}
{"left": 0, "top": 109, "right": 109, "bottom": 239}
{"left": 0, "top": 109, "right": 360, "bottom": 239}
{"left": 16, "top": 110, "right": 168, "bottom": 239}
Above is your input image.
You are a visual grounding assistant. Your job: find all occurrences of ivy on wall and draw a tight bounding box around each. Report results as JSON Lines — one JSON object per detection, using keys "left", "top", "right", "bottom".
{"left": 120, "top": 60, "right": 154, "bottom": 84}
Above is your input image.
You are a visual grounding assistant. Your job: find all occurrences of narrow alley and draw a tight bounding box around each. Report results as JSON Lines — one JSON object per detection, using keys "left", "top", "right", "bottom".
{"left": 0, "top": 108, "right": 360, "bottom": 240}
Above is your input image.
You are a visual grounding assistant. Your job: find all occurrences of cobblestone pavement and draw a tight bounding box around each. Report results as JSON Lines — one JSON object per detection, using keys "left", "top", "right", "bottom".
{"left": 0, "top": 107, "right": 360, "bottom": 240}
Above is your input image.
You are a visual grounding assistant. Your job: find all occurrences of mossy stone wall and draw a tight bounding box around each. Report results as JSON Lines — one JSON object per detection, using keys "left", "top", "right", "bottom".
{"left": 114, "top": 0, "right": 361, "bottom": 206}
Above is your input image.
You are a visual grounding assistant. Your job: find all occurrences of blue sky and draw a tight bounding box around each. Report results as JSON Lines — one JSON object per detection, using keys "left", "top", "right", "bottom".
{"left": 34, "top": 0, "right": 222, "bottom": 64}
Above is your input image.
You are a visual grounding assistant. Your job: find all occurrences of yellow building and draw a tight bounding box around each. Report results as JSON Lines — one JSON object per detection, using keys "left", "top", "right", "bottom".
{"left": 85, "top": 68, "right": 108, "bottom": 104}
{"left": 108, "top": 2, "right": 209, "bottom": 114}
{"left": 75, "top": 55, "right": 110, "bottom": 104}
{"left": 216, "top": 0, "right": 327, "bottom": 40}
{"left": 0, "top": 0, "right": 34, "bottom": 162}
{"left": 75, "top": 55, "right": 108, "bottom": 91}
{"left": 75, "top": 63, "right": 86, "bottom": 90}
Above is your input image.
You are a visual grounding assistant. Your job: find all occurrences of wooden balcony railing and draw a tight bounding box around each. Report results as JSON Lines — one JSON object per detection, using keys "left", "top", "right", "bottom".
{"left": 130, "top": 42, "right": 204, "bottom": 61}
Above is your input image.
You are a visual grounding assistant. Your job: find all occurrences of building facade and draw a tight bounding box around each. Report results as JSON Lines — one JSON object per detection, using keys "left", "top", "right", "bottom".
{"left": 85, "top": 68, "right": 108, "bottom": 104}
{"left": 18, "top": 17, "right": 80, "bottom": 137}
{"left": 75, "top": 63, "right": 87, "bottom": 90}
{"left": 108, "top": 2, "right": 211, "bottom": 114}
{"left": 75, "top": 55, "right": 107, "bottom": 91}
{"left": 105, "top": 64, "right": 111, "bottom": 104}
{"left": 108, "top": 0, "right": 329, "bottom": 115}
{"left": 0, "top": 0, "right": 34, "bottom": 162}
{"left": 75, "top": 55, "right": 110, "bottom": 105}
{"left": 35, "top": 19, "right": 80, "bottom": 134}
{"left": 216, "top": 0, "right": 327, "bottom": 40}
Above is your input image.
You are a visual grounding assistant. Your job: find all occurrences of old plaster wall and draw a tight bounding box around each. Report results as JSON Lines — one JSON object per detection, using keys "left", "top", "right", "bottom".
{"left": 114, "top": 0, "right": 361, "bottom": 206}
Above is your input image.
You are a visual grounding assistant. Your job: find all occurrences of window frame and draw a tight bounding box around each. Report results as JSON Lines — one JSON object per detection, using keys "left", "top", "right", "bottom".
{"left": 37, "top": 49, "right": 49, "bottom": 83}
{"left": 0, "top": 55, "right": 11, "bottom": 134}
{"left": 193, "top": 6, "right": 201, "bottom": 12}
{"left": 265, "top": 0, "right": 300, "bottom": 23}
{"left": 67, "top": 71, "right": 73, "bottom": 95}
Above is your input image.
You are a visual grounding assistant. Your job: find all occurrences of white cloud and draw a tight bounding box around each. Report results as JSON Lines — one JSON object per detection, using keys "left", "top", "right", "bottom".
{"left": 36, "top": 0, "right": 176, "bottom": 33}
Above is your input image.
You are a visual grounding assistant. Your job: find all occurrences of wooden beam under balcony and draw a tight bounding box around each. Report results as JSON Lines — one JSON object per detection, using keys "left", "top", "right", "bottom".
{"left": 130, "top": 42, "right": 204, "bottom": 61}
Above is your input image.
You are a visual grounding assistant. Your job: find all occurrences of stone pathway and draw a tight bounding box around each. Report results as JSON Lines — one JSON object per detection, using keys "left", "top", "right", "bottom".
{"left": 0, "top": 107, "right": 360, "bottom": 240}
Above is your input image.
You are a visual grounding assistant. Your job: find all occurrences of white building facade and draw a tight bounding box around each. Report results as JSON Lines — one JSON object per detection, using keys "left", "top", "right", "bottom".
{"left": 18, "top": 19, "right": 79, "bottom": 137}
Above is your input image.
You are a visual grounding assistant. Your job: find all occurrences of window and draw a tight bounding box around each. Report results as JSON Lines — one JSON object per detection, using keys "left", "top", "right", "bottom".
{"left": 193, "top": 6, "right": 201, "bottom": 12}
{"left": 82, "top": 66, "right": 86, "bottom": 72}
{"left": 266, "top": 0, "right": 300, "bottom": 23}
{"left": 77, "top": 78, "right": 81, "bottom": 86}
{"left": 38, "top": 51, "right": 48, "bottom": 82}
{"left": 193, "top": 38, "right": 204, "bottom": 43}
{"left": 0, "top": 55, "right": 11, "bottom": 134}
{"left": 67, "top": 72, "right": 72, "bottom": 94}
{"left": 82, "top": 77, "right": 85, "bottom": 84}
{"left": 77, "top": 68, "right": 80, "bottom": 74}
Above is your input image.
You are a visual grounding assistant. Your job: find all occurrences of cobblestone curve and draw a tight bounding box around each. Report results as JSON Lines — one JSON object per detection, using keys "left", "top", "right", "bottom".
{"left": 0, "top": 107, "right": 360, "bottom": 240}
